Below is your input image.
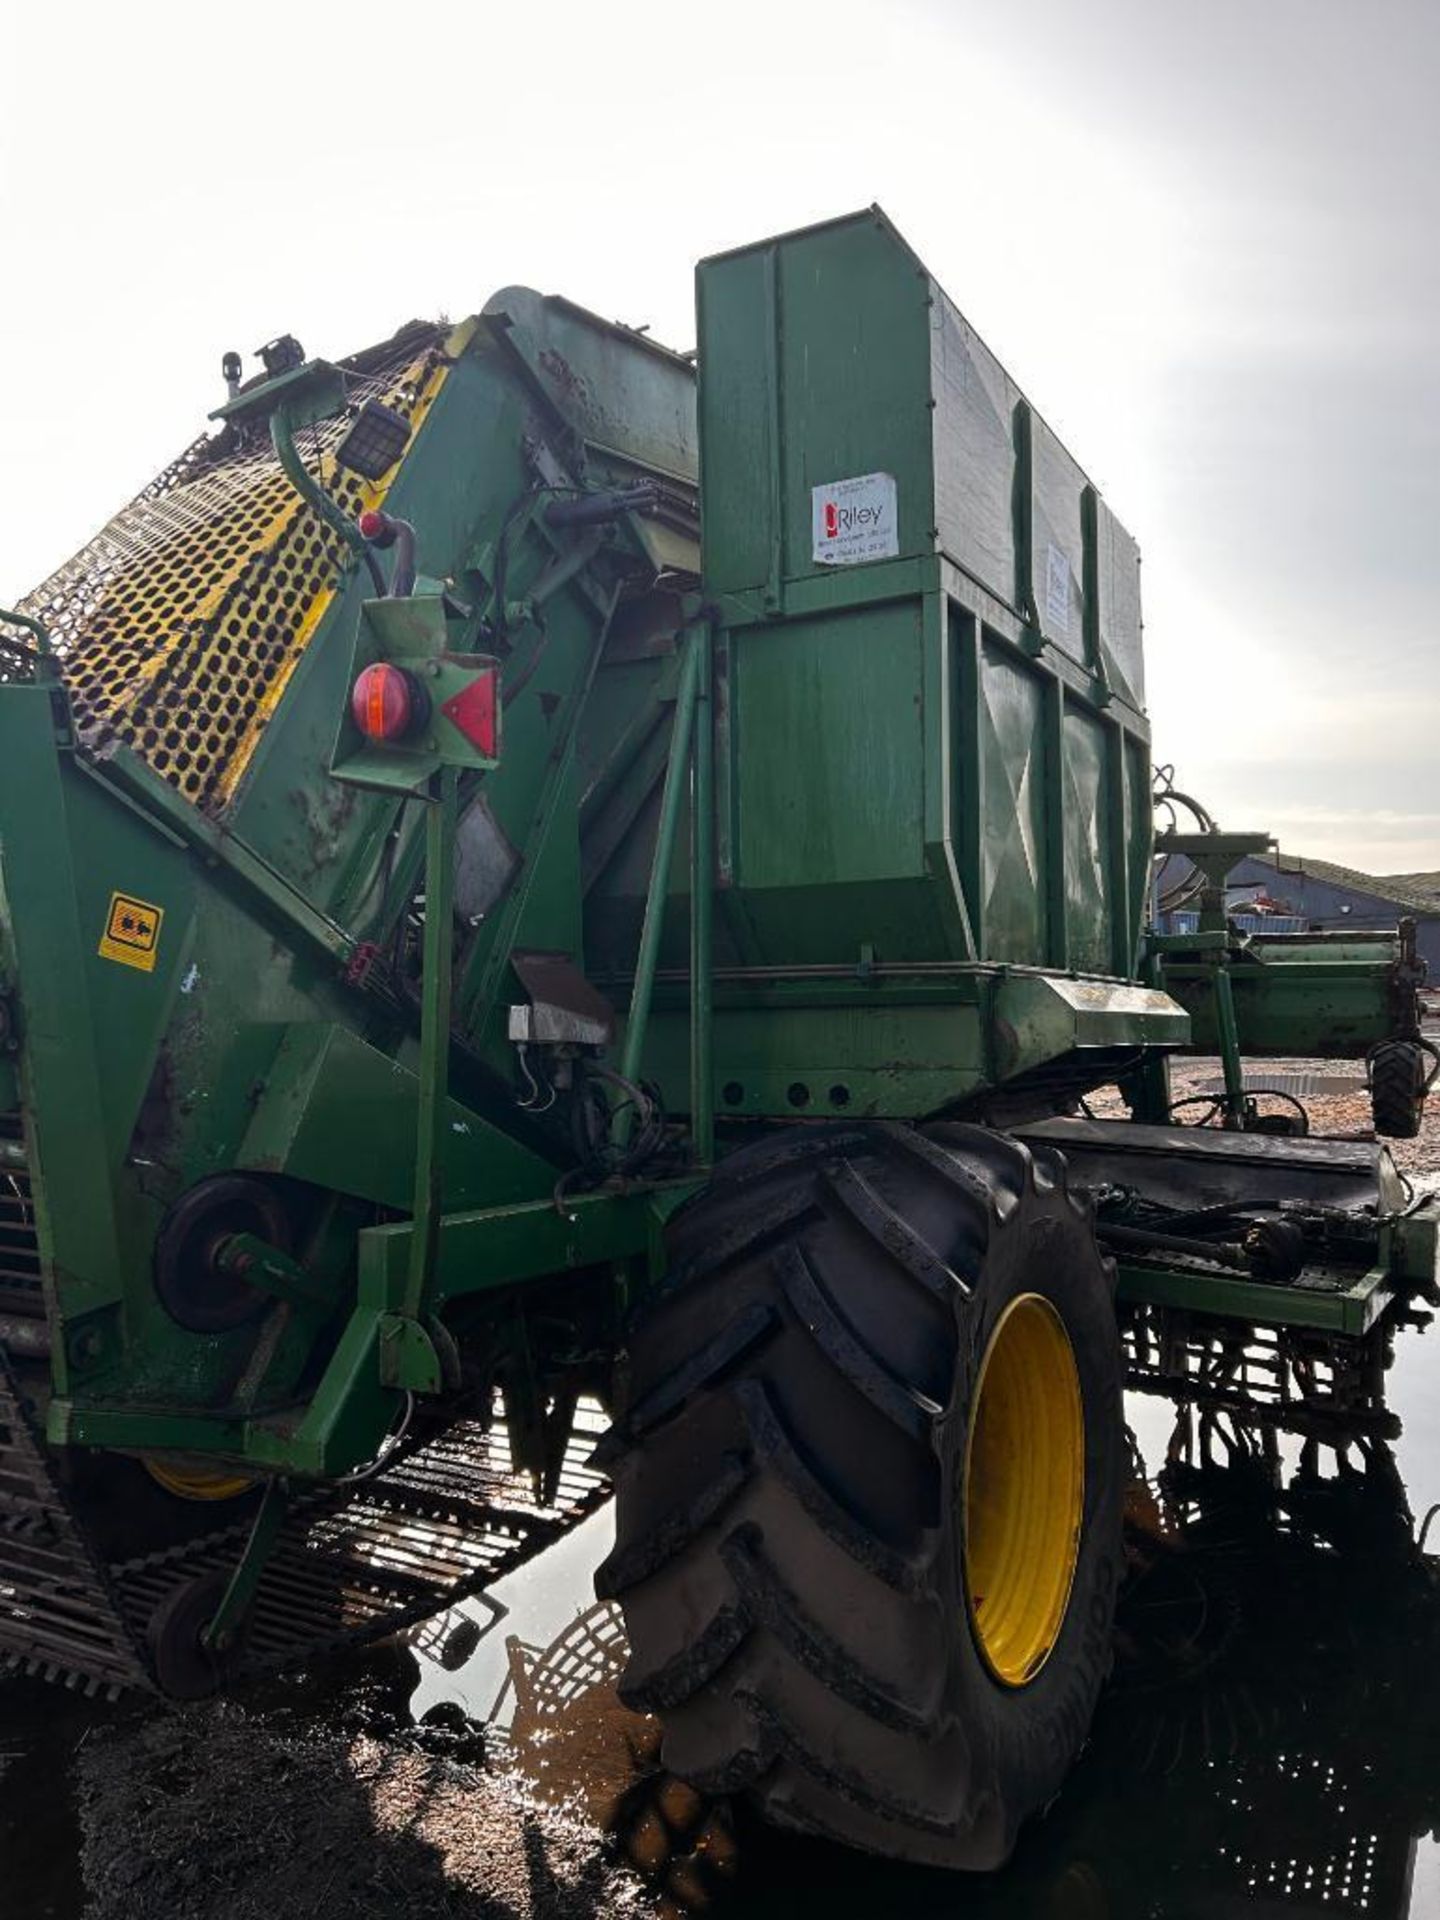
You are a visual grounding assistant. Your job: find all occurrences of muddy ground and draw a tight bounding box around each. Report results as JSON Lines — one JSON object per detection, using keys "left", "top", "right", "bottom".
{"left": 78, "top": 1700, "right": 649, "bottom": 1920}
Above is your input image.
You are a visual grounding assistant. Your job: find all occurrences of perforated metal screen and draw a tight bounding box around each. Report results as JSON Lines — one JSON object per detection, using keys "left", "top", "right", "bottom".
{"left": 17, "top": 322, "right": 458, "bottom": 814}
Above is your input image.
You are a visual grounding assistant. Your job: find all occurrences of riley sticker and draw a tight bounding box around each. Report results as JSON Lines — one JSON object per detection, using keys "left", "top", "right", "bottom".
{"left": 812, "top": 472, "right": 899, "bottom": 566}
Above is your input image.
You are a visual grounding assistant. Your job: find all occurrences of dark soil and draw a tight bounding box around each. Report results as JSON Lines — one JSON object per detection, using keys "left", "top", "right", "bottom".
{"left": 0, "top": 1679, "right": 92, "bottom": 1920}
{"left": 72, "top": 1689, "right": 655, "bottom": 1920}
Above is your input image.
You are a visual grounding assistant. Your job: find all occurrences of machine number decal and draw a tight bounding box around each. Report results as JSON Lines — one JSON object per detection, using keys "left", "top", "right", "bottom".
{"left": 812, "top": 472, "right": 899, "bottom": 566}
{"left": 99, "top": 891, "right": 165, "bottom": 972}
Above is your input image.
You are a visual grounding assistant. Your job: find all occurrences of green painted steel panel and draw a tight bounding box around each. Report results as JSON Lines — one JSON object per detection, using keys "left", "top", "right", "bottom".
{"left": 1029, "top": 411, "right": 1089, "bottom": 665}
{"left": 1097, "top": 502, "right": 1144, "bottom": 708}
{"left": 993, "top": 976, "right": 1189, "bottom": 1082}
{"left": 482, "top": 288, "right": 698, "bottom": 485}
{"left": 737, "top": 604, "right": 924, "bottom": 888}
{"left": 1063, "top": 703, "right": 1111, "bottom": 975}
{"left": 700, "top": 216, "right": 934, "bottom": 601}
{"left": 1162, "top": 950, "right": 1401, "bottom": 1056}
{"left": 930, "top": 304, "right": 1019, "bottom": 609}
{"left": 771, "top": 222, "right": 934, "bottom": 589}
{"left": 977, "top": 642, "right": 1050, "bottom": 963}
{"left": 695, "top": 247, "right": 775, "bottom": 596}
{"left": 238, "top": 1023, "right": 555, "bottom": 1210}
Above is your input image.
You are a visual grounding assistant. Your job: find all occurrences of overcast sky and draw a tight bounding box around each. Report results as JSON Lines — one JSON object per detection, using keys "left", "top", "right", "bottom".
{"left": 4, "top": 1, "right": 1436, "bottom": 874}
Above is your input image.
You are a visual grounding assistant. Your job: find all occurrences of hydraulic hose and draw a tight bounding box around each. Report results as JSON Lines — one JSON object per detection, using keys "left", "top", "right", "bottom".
{"left": 270, "top": 407, "right": 371, "bottom": 565}
{"left": 0, "top": 607, "right": 52, "bottom": 656}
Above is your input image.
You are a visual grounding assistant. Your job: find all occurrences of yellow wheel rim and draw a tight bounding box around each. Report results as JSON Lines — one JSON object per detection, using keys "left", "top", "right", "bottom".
{"left": 144, "top": 1457, "right": 258, "bottom": 1503}
{"left": 964, "top": 1293, "right": 1085, "bottom": 1687}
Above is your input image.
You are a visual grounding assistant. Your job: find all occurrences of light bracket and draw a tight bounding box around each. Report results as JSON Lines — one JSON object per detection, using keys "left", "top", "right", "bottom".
{"left": 331, "top": 596, "right": 502, "bottom": 795}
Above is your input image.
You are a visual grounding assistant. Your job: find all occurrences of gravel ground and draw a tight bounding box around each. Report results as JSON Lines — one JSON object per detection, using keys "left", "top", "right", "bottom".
{"left": 1088, "top": 1048, "right": 1440, "bottom": 1186}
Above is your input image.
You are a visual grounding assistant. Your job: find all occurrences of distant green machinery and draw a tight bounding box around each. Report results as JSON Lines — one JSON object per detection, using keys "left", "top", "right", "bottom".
{"left": 0, "top": 209, "right": 1431, "bottom": 1870}
{"left": 1145, "top": 802, "right": 1434, "bottom": 1138}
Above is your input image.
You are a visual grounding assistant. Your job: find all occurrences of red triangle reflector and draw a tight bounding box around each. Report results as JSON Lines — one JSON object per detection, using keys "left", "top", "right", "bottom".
{"left": 440, "top": 669, "right": 498, "bottom": 757}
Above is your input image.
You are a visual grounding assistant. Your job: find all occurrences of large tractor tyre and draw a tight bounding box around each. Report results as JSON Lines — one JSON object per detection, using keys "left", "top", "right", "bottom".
{"left": 1370, "top": 1040, "right": 1430, "bottom": 1141}
{"left": 598, "top": 1121, "right": 1124, "bottom": 1870}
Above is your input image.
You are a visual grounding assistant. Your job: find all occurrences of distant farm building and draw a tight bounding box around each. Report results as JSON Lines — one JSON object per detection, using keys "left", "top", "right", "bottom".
{"left": 1162, "top": 852, "right": 1440, "bottom": 972}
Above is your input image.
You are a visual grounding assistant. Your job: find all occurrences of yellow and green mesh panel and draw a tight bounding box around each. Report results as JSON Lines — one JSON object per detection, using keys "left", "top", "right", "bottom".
{"left": 17, "top": 321, "right": 462, "bottom": 815}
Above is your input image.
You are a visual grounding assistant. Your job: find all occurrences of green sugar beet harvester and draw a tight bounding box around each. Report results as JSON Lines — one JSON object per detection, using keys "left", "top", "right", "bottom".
{"left": 0, "top": 208, "right": 1433, "bottom": 1869}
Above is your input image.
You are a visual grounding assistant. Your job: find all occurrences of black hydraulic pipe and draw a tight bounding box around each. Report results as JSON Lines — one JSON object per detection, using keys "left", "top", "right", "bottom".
{"left": 359, "top": 511, "right": 417, "bottom": 597}
{"left": 1095, "top": 1219, "right": 1250, "bottom": 1271}
{"left": 543, "top": 484, "right": 656, "bottom": 530}
{"left": 385, "top": 520, "right": 417, "bottom": 598}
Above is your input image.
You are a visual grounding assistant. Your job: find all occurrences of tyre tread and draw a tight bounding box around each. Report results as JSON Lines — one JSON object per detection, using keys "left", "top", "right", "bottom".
{"left": 774, "top": 1243, "right": 938, "bottom": 1441}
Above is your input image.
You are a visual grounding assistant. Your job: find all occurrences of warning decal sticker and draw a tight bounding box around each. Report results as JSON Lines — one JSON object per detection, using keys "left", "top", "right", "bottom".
{"left": 99, "top": 891, "right": 164, "bottom": 973}
{"left": 812, "top": 472, "right": 899, "bottom": 567}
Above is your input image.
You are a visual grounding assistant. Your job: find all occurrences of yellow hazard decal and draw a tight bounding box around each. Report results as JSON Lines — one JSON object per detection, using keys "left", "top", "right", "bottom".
{"left": 98, "top": 891, "right": 164, "bottom": 972}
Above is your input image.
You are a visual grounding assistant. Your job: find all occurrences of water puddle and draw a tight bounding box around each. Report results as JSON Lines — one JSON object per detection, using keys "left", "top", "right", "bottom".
{"left": 405, "top": 1326, "right": 1440, "bottom": 1918}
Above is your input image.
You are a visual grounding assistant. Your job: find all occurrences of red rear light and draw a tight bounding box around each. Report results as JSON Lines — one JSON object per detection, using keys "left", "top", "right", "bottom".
{"left": 357, "top": 508, "right": 387, "bottom": 541}
{"left": 351, "top": 661, "right": 424, "bottom": 743}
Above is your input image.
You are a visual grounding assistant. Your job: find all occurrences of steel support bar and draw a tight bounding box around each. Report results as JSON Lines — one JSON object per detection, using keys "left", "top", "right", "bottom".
{"left": 617, "top": 624, "right": 704, "bottom": 1108}
{"left": 404, "top": 765, "right": 460, "bottom": 1321}
{"left": 203, "top": 1475, "right": 289, "bottom": 1652}
{"left": 1116, "top": 1258, "right": 1393, "bottom": 1337}
{"left": 689, "top": 621, "right": 714, "bottom": 1165}
{"left": 1212, "top": 964, "right": 1247, "bottom": 1126}
{"left": 359, "top": 1183, "right": 696, "bottom": 1305}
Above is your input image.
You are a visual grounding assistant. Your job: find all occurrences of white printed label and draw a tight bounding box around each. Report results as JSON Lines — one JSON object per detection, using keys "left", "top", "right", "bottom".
{"left": 1045, "top": 542, "right": 1071, "bottom": 636}
{"left": 812, "top": 472, "right": 899, "bottom": 567}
